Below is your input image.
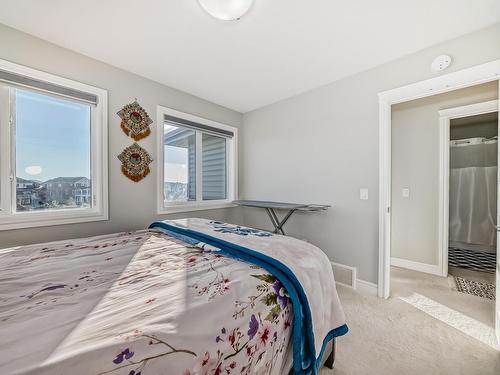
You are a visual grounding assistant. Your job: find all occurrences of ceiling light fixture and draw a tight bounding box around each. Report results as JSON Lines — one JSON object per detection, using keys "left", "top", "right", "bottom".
{"left": 198, "top": 0, "right": 255, "bottom": 21}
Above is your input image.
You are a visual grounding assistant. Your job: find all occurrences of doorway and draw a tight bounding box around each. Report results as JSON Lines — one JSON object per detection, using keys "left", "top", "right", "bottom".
{"left": 440, "top": 103, "right": 498, "bottom": 301}
{"left": 389, "top": 92, "right": 499, "bottom": 348}
{"left": 378, "top": 60, "right": 500, "bottom": 345}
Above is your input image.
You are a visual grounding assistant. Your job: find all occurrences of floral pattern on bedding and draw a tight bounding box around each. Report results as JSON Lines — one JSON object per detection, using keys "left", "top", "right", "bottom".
{"left": 209, "top": 221, "right": 273, "bottom": 237}
{"left": 0, "top": 230, "right": 292, "bottom": 375}
{"left": 98, "top": 255, "right": 292, "bottom": 375}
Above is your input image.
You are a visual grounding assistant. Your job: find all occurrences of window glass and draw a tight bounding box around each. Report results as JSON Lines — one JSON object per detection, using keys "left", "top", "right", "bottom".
{"left": 163, "top": 124, "right": 196, "bottom": 202}
{"left": 15, "top": 89, "right": 91, "bottom": 212}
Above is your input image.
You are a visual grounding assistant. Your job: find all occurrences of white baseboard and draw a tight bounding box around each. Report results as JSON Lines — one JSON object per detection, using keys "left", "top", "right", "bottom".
{"left": 391, "top": 257, "right": 442, "bottom": 276}
{"left": 355, "top": 279, "right": 378, "bottom": 296}
{"left": 496, "top": 311, "right": 500, "bottom": 346}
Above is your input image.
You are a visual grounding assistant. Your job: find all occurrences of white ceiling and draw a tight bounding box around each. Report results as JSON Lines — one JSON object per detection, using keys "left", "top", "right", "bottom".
{"left": 0, "top": 0, "right": 499, "bottom": 113}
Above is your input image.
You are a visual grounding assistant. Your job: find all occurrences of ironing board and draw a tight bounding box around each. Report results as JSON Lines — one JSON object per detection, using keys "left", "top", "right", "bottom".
{"left": 232, "top": 200, "right": 330, "bottom": 235}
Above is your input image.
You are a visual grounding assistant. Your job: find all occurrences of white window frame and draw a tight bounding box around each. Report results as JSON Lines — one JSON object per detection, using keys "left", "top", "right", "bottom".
{"left": 157, "top": 105, "right": 238, "bottom": 214}
{"left": 0, "top": 59, "right": 108, "bottom": 230}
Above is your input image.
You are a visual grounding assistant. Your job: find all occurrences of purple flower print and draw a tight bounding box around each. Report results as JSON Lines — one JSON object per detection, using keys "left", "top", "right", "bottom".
{"left": 272, "top": 280, "right": 281, "bottom": 294}
{"left": 272, "top": 280, "right": 289, "bottom": 308}
{"left": 247, "top": 314, "right": 259, "bottom": 339}
{"left": 123, "top": 348, "right": 134, "bottom": 360}
{"left": 113, "top": 348, "right": 134, "bottom": 364}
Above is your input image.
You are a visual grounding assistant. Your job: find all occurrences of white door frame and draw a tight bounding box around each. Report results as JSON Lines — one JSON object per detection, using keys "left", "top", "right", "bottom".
{"left": 378, "top": 59, "right": 500, "bottom": 299}
{"left": 438, "top": 100, "right": 499, "bottom": 277}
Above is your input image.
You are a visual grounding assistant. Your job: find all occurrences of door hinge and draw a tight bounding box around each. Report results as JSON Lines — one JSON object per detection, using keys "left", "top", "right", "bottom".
{"left": 387, "top": 206, "right": 390, "bottom": 214}
{"left": 93, "top": 195, "right": 97, "bottom": 206}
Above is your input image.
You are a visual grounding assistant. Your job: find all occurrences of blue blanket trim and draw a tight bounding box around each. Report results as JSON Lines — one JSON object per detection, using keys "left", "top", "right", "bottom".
{"left": 149, "top": 221, "right": 348, "bottom": 375}
{"left": 315, "top": 324, "right": 349, "bottom": 372}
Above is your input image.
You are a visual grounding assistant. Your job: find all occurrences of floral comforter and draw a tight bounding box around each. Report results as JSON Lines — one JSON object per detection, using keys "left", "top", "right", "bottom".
{"left": 150, "top": 219, "right": 347, "bottom": 374}
{"left": 0, "top": 219, "right": 346, "bottom": 375}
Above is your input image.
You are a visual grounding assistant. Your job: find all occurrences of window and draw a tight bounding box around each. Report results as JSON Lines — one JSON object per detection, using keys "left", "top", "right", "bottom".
{"left": 0, "top": 59, "right": 108, "bottom": 230}
{"left": 157, "top": 106, "right": 237, "bottom": 213}
{"left": 164, "top": 124, "right": 196, "bottom": 202}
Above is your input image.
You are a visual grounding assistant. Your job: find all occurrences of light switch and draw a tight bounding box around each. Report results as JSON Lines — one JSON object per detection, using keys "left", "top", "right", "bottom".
{"left": 402, "top": 188, "right": 410, "bottom": 198}
{"left": 360, "top": 188, "right": 369, "bottom": 200}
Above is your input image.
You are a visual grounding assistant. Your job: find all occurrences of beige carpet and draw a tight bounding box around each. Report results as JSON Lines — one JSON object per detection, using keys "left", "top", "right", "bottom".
{"left": 319, "top": 267, "right": 500, "bottom": 375}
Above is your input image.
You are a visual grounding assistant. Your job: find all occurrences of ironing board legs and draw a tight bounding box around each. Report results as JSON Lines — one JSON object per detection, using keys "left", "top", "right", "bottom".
{"left": 264, "top": 208, "right": 297, "bottom": 235}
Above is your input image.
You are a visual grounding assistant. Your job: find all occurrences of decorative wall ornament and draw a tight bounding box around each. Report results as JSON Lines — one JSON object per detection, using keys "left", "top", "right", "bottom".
{"left": 117, "top": 100, "right": 153, "bottom": 141}
{"left": 118, "top": 142, "right": 153, "bottom": 182}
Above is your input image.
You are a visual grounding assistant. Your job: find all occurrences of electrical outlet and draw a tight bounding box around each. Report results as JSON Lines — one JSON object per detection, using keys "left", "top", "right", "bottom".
{"left": 402, "top": 188, "right": 410, "bottom": 198}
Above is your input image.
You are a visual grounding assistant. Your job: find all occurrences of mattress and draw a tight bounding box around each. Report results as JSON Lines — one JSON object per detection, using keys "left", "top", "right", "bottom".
{"left": 0, "top": 219, "right": 347, "bottom": 375}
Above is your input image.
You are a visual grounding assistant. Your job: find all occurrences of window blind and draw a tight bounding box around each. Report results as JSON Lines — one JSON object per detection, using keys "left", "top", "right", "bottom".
{"left": 202, "top": 133, "right": 226, "bottom": 200}
{"left": 164, "top": 114, "right": 234, "bottom": 138}
{"left": 0, "top": 69, "right": 98, "bottom": 105}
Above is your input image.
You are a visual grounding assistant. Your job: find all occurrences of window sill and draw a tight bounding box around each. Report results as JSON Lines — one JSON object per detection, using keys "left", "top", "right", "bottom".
{"left": 157, "top": 201, "right": 236, "bottom": 215}
{"left": 0, "top": 209, "right": 108, "bottom": 231}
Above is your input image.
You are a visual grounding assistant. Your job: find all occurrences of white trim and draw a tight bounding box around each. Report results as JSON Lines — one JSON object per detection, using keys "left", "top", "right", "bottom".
{"left": 335, "top": 281, "right": 353, "bottom": 289}
{"left": 0, "top": 85, "right": 11, "bottom": 215}
{"left": 391, "top": 257, "right": 442, "bottom": 276}
{"left": 157, "top": 202, "right": 236, "bottom": 214}
{"left": 156, "top": 105, "right": 238, "bottom": 215}
{"left": 438, "top": 115, "right": 450, "bottom": 277}
{"left": 378, "top": 59, "right": 500, "bottom": 299}
{"left": 438, "top": 99, "right": 499, "bottom": 118}
{"left": 0, "top": 59, "right": 108, "bottom": 230}
{"left": 438, "top": 100, "right": 498, "bottom": 277}
{"left": 355, "top": 279, "right": 378, "bottom": 296}
{"left": 497, "top": 304, "right": 500, "bottom": 347}
{"left": 378, "top": 99, "right": 392, "bottom": 298}
{"left": 497, "top": 83, "right": 500, "bottom": 346}
{"left": 378, "top": 60, "right": 500, "bottom": 104}
{"left": 195, "top": 131, "right": 203, "bottom": 201}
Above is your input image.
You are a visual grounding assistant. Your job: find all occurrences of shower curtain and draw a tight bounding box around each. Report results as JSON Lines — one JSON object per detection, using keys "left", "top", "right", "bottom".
{"left": 449, "top": 138, "right": 497, "bottom": 253}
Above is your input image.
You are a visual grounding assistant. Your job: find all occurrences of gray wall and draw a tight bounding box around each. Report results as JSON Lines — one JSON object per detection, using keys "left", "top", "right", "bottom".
{"left": 2, "top": 22, "right": 500, "bottom": 284}
{"left": 391, "top": 82, "right": 498, "bottom": 265}
{"left": 0, "top": 24, "right": 243, "bottom": 248}
{"left": 240, "top": 23, "right": 500, "bottom": 284}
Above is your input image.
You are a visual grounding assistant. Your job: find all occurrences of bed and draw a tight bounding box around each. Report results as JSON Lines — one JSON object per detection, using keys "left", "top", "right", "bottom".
{"left": 0, "top": 218, "right": 347, "bottom": 375}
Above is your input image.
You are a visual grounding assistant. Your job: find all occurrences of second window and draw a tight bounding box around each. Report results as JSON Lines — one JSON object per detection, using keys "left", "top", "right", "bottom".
{"left": 160, "top": 107, "right": 236, "bottom": 212}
